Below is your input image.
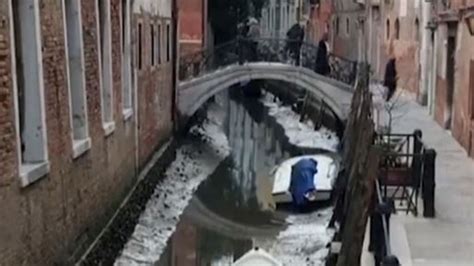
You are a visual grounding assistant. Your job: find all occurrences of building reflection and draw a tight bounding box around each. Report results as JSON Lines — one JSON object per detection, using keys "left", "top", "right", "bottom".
{"left": 158, "top": 89, "right": 293, "bottom": 266}
{"left": 158, "top": 219, "right": 252, "bottom": 266}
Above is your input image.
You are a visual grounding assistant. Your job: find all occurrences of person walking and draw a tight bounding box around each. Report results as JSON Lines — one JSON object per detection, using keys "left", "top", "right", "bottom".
{"left": 384, "top": 57, "right": 398, "bottom": 101}
{"left": 383, "top": 40, "right": 398, "bottom": 101}
{"left": 315, "top": 33, "right": 330, "bottom": 76}
{"left": 246, "top": 18, "right": 260, "bottom": 62}
{"left": 286, "top": 23, "right": 305, "bottom": 65}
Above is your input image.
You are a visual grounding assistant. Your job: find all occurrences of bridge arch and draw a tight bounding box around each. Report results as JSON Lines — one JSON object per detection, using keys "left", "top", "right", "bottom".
{"left": 178, "top": 63, "right": 354, "bottom": 123}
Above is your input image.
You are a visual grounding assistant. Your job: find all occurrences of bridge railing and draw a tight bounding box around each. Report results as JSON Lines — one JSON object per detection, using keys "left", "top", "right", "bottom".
{"left": 179, "top": 37, "right": 358, "bottom": 87}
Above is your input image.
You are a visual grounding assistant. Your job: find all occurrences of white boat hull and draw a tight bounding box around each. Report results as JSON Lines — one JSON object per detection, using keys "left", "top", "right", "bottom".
{"left": 233, "top": 248, "right": 282, "bottom": 266}
{"left": 271, "top": 154, "right": 338, "bottom": 204}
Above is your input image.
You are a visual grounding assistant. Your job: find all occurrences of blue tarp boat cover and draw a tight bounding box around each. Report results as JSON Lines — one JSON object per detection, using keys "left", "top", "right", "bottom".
{"left": 289, "top": 158, "right": 318, "bottom": 207}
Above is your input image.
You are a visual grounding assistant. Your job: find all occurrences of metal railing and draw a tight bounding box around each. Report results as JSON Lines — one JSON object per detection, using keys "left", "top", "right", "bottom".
{"left": 178, "top": 37, "right": 358, "bottom": 86}
{"left": 370, "top": 129, "right": 437, "bottom": 265}
{"left": 370, "top": 178, "right": 399, "bottom": 266}
{"left": 375, "top": 130, "right": 436, "bottom": 218}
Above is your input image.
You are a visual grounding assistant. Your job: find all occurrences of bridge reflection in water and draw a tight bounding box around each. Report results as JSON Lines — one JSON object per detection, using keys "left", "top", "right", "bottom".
{"left": 157, "top": 90, "right": 332, "bottom": 266}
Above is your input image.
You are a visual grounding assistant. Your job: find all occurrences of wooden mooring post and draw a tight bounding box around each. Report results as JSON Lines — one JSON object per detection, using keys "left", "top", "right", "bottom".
{"left": 327, "top": 65, "right": 398, "bottom": 266}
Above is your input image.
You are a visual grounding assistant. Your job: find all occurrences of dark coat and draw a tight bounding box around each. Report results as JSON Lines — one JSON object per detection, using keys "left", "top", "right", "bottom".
{"left": 315, "top": 40, "right": 330, "bottom": 75}
{"left": 290, "top": 158, "right": 318, "bottom": 207}
{"left": 384, "top": 58, "right": 397, "bottom": 101}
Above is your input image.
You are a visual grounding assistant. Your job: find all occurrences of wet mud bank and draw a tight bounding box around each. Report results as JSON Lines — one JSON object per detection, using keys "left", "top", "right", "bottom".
{"left": 79, "top": 139, "right": 179, "bottom": 265}
{"left": 79, "top": 87, "right": 341, "bottom": 266}
{"left": 79, "top": 107, "right": 226, "bottom": 265}
{"left": 262, "top": 80, "right": 345, "bottom": 139}
{"left": 154, "top": 90, "right": 339, "bottom": 266}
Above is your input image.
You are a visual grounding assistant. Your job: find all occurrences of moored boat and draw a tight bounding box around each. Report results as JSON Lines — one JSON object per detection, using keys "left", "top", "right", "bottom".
{"left": 272, "top": 154, "right": 339, "bottom": 204}
{"left": 233, "top": 247, "right": 282, "bottom": 266}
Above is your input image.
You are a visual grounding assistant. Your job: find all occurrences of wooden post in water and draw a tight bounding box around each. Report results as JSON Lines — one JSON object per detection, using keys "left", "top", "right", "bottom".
{"left": 332, "top": 64, "right": 384, "bottom": 266}
{"left": 336, "top": 147, "right": 381, "bottom": 266}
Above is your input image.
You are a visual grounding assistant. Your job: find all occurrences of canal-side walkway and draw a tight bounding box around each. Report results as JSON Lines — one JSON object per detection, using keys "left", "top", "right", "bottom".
{"left": 382, "top": 94, "right": 474, "bottom": 266}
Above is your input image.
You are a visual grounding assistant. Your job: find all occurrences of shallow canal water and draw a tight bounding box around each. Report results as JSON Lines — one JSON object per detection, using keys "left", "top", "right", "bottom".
{"left": 155, "top": 90, "right": 335, "bottom": 266}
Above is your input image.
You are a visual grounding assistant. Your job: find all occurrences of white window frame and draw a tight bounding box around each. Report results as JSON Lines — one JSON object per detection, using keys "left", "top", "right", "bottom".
{"left": 166, "top": 22, "right": 171, "bottom": 62}
{"left": 122, "top": 0, "right": 133, "bottom": 120}
{"left": 62, "top": 0, "right": 91, "bottom": 159}
{"left": 9, "top": 0, "right": 50, "bottom": 187}
{"left": 96, "top": 0, "right": 115, "bottom": 136}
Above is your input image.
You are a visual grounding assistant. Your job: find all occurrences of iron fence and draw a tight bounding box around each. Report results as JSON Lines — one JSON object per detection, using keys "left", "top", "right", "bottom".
{"left": 370, "top": 129, "right": 437, "bottom": 265}
{"left": 178, "top": 37, "right": 358, "bottom": 86}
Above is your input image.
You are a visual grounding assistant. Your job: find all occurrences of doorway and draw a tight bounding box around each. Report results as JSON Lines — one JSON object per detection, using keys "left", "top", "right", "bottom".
{"left": 445, "top": 23, "right": 457, "bottom": 130}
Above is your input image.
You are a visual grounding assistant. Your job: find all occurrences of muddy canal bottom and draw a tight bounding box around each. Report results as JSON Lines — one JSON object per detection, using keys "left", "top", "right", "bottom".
{"left": 125, "top": 91, "right": 335, "bottom": 266}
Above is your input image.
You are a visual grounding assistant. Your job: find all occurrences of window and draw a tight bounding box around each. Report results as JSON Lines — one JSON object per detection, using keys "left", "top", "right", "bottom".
{"left": 386, "top": 19, "right": 390, "bottom": 40}
{"left": 97, "top": 0, "right": 114, "bottom": 133}
{"left": 166, "top": 23, "right": 171, "bottom": 62}
{"left": 470, "top": 60, "right": 474, "bottom": 120}
{"left": 346, "top": 18, "right": 350, "bottom": 35}
{"left": 335, "top": 17, "right": 340, "bottom": 35}
{"left": 287, "top": 6, "right": 290, "bottom": 26}
{"left": 11, "top": 0, "right": 49, "bottom": 185}
{"left": 414, "top": 18, "right": 420, "bottom": 42}
{"left": 138, "top": 23, "right": 142, "bottom": 69}
{"left": 157, "top": 23, "right": 162, "bottom": 64}
{"left": 64, "top": 0, "right": 90, "bottom": 157}
{"left": 395, "top": 18, "right": 400, "bottom": 40}
{"left": 122, "top": 0, "right": 132, "bottom": 117}
{"left": 151, "top": 24, "right": 155, "bottom": 66}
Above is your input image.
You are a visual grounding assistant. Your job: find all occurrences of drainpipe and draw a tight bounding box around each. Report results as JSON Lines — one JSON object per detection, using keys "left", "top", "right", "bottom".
{"left": 419, "top": 0, "right": 432, "bottom": 105}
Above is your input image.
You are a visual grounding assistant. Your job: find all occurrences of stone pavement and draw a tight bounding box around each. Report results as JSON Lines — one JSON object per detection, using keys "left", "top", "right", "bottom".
{"left": 369, "top": 95, "right": 474, "bottom": 266}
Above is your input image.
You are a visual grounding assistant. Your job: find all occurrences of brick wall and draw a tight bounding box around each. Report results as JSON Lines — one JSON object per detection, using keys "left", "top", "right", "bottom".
{"left": 331, "top": 0, "right": 364, "bottom": 61}
{"left": 178, "top": 0, "right": 206, "bottom": 56}
{"left": 0, "top": 0, "right": 175, "bottom": 265}
{"left": 307, "top": 0, "right": 332, "bottom": 44}
{"left": 378, "top": 0, "right": 421, "bottom": 95}
{"left": 451, "top": 20, "right": 474, "bottom": 156}
{"left": 433, "top": 2, "right": 474, "bottom": 158}
{"left": 133, "top": 13, "right": 174, "bottom": 168}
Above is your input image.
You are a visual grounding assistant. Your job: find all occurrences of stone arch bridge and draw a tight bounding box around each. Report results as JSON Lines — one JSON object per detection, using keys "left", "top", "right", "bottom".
{"left": 177, "top": 38, "right": 358, "bottom": 123}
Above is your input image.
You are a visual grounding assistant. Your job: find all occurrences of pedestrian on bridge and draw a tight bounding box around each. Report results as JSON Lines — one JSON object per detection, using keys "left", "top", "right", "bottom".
{"left": 286, "top": 23, "right": 305, "bottom": 66}
{"left": 315, "top": 33, "right": 330, "bottom": 76}
{"left": 246, "top": 18, "right": 260, "bottom": 62}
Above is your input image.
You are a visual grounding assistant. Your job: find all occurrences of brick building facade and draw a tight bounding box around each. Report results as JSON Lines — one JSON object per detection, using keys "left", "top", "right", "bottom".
{"left": 0, "top": 0, "right": 176, "bottom": 264}
{"left": 373, "top": 0, "right": 422, "bottom": 94}
{"left": 433, "top": 0, "right": 474, "bottom": 157}
{"left": 177, "top": 0, "right": 208, "bottom": 56}
{"left": 305, "top": 0, "right": 333, "bottom": 44}
{"left": 331, "top": 0, "right": 365, "bottom": 61}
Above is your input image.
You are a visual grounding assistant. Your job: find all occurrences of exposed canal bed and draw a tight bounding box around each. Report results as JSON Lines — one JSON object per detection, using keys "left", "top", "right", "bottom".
{"left": 82, "top": 85, "right": 339, "bottom": 266}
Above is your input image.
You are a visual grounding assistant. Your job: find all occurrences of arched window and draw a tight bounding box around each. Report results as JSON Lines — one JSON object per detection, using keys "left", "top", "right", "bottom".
{"left": 346, "top": 18, "right": 350, "bottom": 35}
{"left": 386, "top": 19, "right": 390, "bottom": 39}
{"left": 335, "top": 17, "right": 340, "bottom": 35}
{"left": 395, "top": 18, "right": 400, "bottom": 39}
{"left": 414, "top": 18, "right": 420, "bottom": 41}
